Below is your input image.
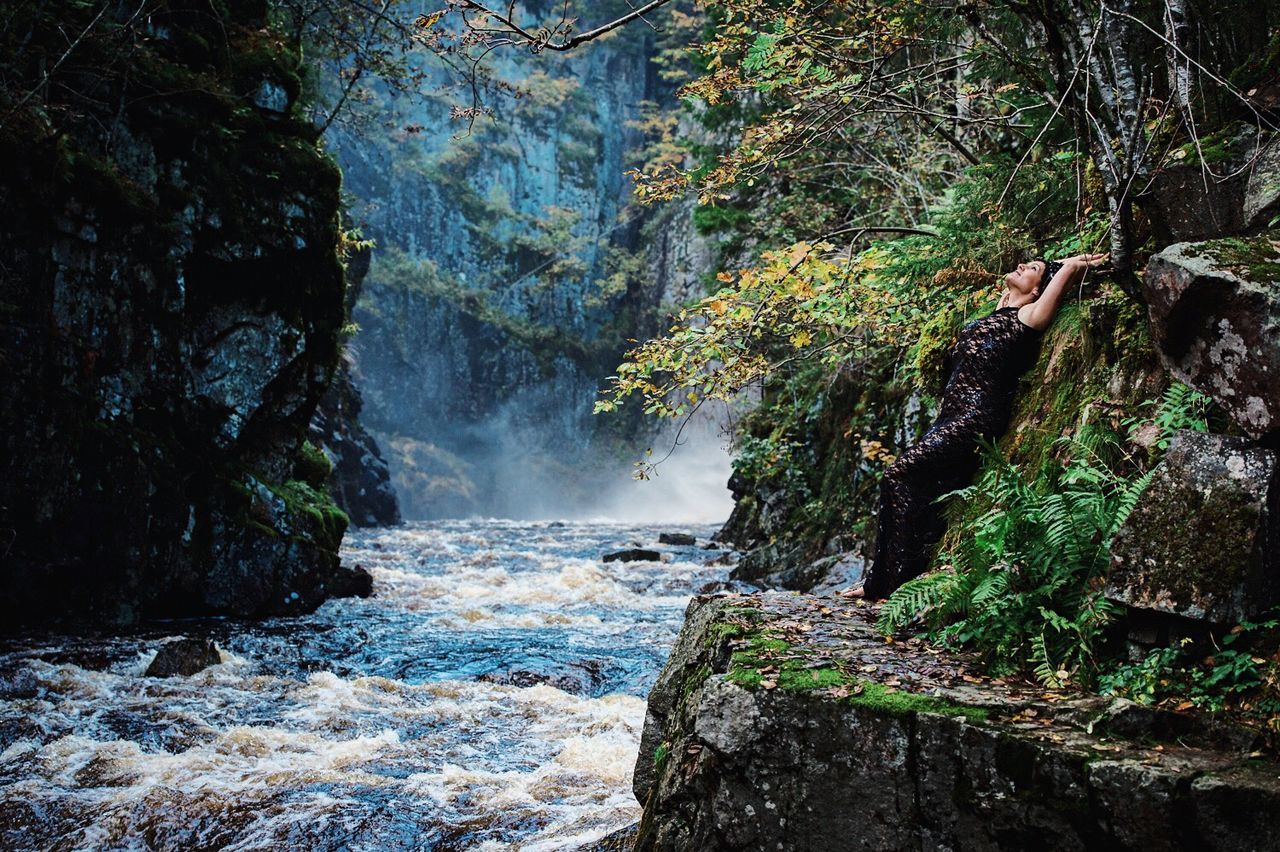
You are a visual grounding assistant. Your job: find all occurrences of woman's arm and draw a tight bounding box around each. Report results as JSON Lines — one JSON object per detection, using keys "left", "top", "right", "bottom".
{"left": 1018, "top": 253, "right": 1107, "bottom": 331}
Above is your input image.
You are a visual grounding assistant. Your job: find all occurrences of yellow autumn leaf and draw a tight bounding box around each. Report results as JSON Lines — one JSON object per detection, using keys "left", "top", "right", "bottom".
{"left": 789, "top": 280, "right": 816, "bottom": 299}
{"left": 415, "top": 11, "right": 446, "bottom": 29}
{"left": 790, "top": 329, "right": 813, "bottom": 347}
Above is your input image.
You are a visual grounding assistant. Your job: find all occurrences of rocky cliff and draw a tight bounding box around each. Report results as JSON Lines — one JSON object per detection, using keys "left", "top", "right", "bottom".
{"left": 0, "top": 0, "right": 365, "bottom": 624}
{"left": 309, "top": 248, "right": 401, "bottom": 527}
{"left": 632, "top": 593, "right": 1280, "bottom": 851}
{"left": 327, "top": 4, "right": 709, "bottom": 518}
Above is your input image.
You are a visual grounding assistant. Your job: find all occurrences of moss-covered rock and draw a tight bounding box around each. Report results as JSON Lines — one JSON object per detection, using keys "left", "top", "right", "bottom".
{"left": 633, "top": 592, "right": 1280, "bottom": 851}
{"left": 1108, "top": 430, "right": 1279, "bottom": 624}
{"left": 1141, "top": 123, "right": 1264, "bottom": 246}
{"left": 1145, "top": 231, "right": 1280, "bottom": 437}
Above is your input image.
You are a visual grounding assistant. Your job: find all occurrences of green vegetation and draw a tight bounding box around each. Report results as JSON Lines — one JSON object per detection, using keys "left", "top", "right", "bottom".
{"left": 575, "top": 0, "right": 1279, "bottom": 733}
{"left": 718, "top": 620, "right": 988, "bottom": 721}
{"left": 1101, "top": 616, "right": 1280, "bottom": 727}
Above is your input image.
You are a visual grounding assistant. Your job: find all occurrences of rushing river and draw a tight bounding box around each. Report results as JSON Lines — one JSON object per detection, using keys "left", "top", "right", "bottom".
{"left": 0, "top": 520, "right": 734, "bottom": 850}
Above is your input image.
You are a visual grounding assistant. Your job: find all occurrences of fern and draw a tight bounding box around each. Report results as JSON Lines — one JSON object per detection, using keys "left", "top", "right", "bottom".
{"left": 877, "top": 416, "right": 1174, "bottom": 686}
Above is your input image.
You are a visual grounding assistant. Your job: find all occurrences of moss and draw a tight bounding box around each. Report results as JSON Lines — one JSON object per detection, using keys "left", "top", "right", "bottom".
{"left": 1168, "top": 122, "right": 1255, "bottom": 167}
{"left": 1190, "top": 231, "right": 1280, "bottom": 281}
{"left": 653, "top": 742, "right": 671, "bottom": 769}
{"left": 294, "top": 440, "right": 333, "bottom": 489}
{"left": 264, "top": 478, "right": 350, "bottom": 552}
{"left": 715, "top": 619, "right": 987, "bottom": 719}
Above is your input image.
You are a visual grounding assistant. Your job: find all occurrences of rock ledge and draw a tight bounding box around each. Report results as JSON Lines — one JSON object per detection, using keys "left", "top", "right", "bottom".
{"left": 633, "top": 592, "right": 1280, "bottom": 851}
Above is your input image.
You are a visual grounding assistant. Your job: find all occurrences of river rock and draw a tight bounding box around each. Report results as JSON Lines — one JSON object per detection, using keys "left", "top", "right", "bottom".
{"left": 329, "top": 565, "right": 374, "bottom": 599}
{"left": 730, "top": 541, "right": 823, "bottom": 590}
{"left": 603, "top": 548, "right": 661, "bottom": 563}
{"left": 1107, "top": 430, "right": 1279, "bottom": 624}
{"left": 1144, "top": 232, "right": 1280, "bottom": 437}
{"left": 145, "top": 639, "right": 222, "bottom": 678}
{"left": 634, "top": 594, "right": 1280, "bottom": 851}
{"left": 658, "top": 532, "right": 697, "bottom": 546}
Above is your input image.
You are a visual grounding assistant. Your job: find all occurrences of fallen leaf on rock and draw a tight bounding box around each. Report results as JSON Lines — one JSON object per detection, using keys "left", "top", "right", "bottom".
{"left": 859, "top": 664, "right": 877, "bottom": 673}
{"left": 762, "top": 679, "right": 777, "bottom": 689}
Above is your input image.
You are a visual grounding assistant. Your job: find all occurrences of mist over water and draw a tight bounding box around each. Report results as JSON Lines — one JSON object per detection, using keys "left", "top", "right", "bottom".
{"left": 0, "top": 520, "right": 734, "bottom": 850}
{"left": 373, "top": 392, "right": 738, "bottom": 524}
{"left": 590, "top": 421, "right": 736, "bottom": 525}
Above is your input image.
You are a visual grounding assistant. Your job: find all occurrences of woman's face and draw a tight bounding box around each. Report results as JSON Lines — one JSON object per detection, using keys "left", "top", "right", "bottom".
{"left": 1004, "top": 260, "right": 1045, "bottom": 296}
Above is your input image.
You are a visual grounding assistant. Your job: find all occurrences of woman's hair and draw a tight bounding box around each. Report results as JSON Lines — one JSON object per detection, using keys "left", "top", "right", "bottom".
{"left": 1035, "top": 259, "right": 1064, "bottom": 296}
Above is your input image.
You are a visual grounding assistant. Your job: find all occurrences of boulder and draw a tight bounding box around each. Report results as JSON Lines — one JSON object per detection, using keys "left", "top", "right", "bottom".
{"left": 633, "top": 593, "right": 1280, "bottom": 851}
{"left": 329, "top": 564, "right": 374, "bottom": 599}
{"left": 809, "top": 552, "right": 867, "bottom": 593}
{"left": 1140, "top": 125, "right": 1260, "bottom": 245}
{"left": 1144, "top": 232, "right": 1280, "bottom": 437}
{"left": 145, "top": 639, "right": 222, "bottom": 678}
{"left": 1107, "top": 430, "right": 1279, "bottom": 624}
{"left": 603, "top": 548, "right": 661, "bottom": 563}
{"left": 657, "top": 532, "right": 696, "bottom": 546}
{"left": 1244, "top": 138, "right": 1280, "bottom": 229}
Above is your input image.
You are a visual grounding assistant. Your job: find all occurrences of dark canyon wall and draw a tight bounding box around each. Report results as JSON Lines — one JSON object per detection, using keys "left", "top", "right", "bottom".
{"left": 0, "top": 0, "right": 366, "bottom": 624}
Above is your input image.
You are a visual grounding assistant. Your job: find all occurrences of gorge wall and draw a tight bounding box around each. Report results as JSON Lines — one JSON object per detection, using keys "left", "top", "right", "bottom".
{"left": 0, "top": 0, "right": 366, "bottom": 624}
{"left": 328, "top": 4, "right": 713, "bottom": 519}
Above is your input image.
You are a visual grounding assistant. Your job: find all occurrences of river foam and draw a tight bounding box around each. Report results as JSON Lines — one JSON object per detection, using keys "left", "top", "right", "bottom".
{"left": 0, "top": 520, "right": 731, "bottom": 850}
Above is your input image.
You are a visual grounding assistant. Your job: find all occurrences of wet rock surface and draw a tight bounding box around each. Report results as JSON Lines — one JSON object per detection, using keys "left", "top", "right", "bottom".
{"left": 1144, "top": 232, "right": 1280, "bottom": 437}
{"left": 309, "top": 249, "right": 401, "bottom": 528}
{"left": 604, "top": 549, "right": 662, "bottom": 563}
{"left": 0, "top": 0, "right": 353, "bottom": 624}
{"left": 1108, "top": 430, "right": 1279, "bottom": 624}
{"left": 633, "top": 592, "right": 1280, "bottom": 851}
{"left": 144, "top": 639, "right": 222, "bottom": 678}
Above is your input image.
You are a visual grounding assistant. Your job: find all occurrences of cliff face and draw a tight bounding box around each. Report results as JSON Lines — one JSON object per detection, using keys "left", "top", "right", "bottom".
{"left": 309, "top": 248, "right": 401, "bottom": 527}
{"left": 328, "top": 9, "right": 708, "bottom": 518}
{"left": 0, "top": 0, "right": 361, "bottom": 624}
{"left": 633, "top": 594, "right": 1280, "bottom": 851}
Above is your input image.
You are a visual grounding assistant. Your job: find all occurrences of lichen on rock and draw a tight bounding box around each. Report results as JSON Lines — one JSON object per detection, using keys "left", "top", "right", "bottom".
{"left": 1145, "top": 232, "right": 1280, "bottom": 438}
{"left": 1107, "top": 430, "right": 1279, "bottom": 624}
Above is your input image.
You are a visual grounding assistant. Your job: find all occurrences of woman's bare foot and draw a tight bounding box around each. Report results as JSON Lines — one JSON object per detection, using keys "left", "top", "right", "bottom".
{"left": 836, "top": 583, "right": 866, "bottom": 599}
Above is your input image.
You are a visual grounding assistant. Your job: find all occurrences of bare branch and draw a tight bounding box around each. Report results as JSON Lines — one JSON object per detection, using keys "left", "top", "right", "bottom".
{"left": 457, "top": 0, "right": 675, "bottom": 53}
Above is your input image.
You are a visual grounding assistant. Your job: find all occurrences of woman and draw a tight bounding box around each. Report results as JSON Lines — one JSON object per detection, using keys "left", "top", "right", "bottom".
{"left": 843, "top": 252, "right": 1108, "bottom": 600}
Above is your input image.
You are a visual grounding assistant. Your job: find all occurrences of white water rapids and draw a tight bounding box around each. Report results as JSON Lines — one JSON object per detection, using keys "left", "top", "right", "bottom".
{"left": 0, "top": 520, "right": 735, "bottom": 850}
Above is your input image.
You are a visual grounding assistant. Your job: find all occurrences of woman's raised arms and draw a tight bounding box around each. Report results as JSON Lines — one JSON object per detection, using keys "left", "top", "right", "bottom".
{"left": 1017, "top": 253, "right": 1108, "bottom": 331}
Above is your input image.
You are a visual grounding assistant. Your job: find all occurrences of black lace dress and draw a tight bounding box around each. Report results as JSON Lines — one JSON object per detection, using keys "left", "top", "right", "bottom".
{"left": 861, "top": 306, "right": 1044, "bottom": 599}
